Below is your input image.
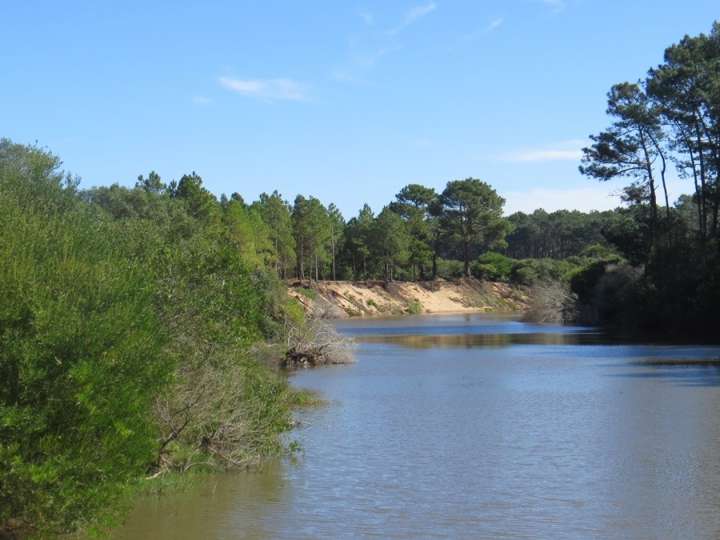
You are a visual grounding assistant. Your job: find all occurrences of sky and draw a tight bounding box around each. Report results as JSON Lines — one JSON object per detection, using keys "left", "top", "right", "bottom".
{"left": 2, "top": 1, "right": 718, "bottom": 217}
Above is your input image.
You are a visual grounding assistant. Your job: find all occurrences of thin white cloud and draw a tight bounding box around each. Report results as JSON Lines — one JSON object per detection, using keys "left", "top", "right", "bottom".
{"left": 387, "top": 2, "right": 437, "bottom": 35}
{"left": 500, "top": 140, "right": 585, "bottom": 162}
{"left": 456, "top": 16, "right": 505, "bottom": 46}
{"left": 192, "top": 96, "right": 212, "bottom": 105}
{"left": 331, "top": 44, "right": 401, "bottom": 84}
{"left": 539, "top": 0, "right": 566, "bottom": 12}
{"left": 218, "top": 77, "right": 307, "bottom": 101}
{"left": 486, "top": 17, "right": 504, "bottom": 32}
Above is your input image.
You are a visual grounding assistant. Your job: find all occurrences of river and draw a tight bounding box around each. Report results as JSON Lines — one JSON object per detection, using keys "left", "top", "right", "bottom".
{"left": 113, "top": 314, "right": 720, "bottom": 539}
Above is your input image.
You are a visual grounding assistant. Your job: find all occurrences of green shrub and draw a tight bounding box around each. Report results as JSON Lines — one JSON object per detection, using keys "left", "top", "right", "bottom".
{"left": 510, "top": 258, "right": 588, "bottom": 285}
{"left": 472, "top": 251, "right": 514, "bottom": 281}
{"left": 0, "top": 141, "right": 172, "bottom": 535}
{"left": 0, "top": 140, "right": 304, "bottom": 537}
{"left": 580, "top": 242, "right": 619, "bottom": 260}
{"left": 297, "top": 286, "right": 318, "bottom": 301}
{"left": 407, "top": 299, "right": 423, "bottom": 314}
{"left": 436, "top": 258, "right": 465, "bottom": 279}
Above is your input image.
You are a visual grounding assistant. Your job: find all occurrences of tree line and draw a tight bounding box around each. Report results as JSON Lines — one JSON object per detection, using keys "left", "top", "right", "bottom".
{"left": 90, "top": 175, "right": 644, "bottom": 285}
{"left": 85, "top": 167, "right": 710, "bottom": 292}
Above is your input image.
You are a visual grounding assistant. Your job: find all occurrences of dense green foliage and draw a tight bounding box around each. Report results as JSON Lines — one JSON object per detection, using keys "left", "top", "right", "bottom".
{"left": 0, "top": 143, "right": 170, "bottom": 534}
{"left": 575, "top": 21, "right": 720, "bottom": 335}
{"left": 0, "top": 141, "right": 307, "bottom": 537}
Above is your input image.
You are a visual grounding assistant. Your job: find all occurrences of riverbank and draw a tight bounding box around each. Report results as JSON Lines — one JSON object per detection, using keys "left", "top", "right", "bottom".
{"left": 287, "top": 278, "right": 529, "bottom": 319}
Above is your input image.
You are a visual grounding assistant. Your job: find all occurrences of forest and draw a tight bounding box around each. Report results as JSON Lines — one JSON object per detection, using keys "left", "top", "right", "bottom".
{"left": 1, "top": 19, "right": 719, "bottom": 540}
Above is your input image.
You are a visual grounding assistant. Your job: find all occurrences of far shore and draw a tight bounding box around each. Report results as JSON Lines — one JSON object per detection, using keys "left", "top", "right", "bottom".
{"left": 287, "top": 278, "right": 529, "bottom": 320}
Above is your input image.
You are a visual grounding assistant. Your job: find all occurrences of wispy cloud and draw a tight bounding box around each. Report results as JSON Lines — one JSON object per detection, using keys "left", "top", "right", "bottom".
{"left": 500, "top": 140, "right": 585, "bottom": 162}
{"left": 331, "top": 43, "right": 401, "bottom": 84}
{"left": 218, "top": 77, "right": 307, "bottom": 101}
{"left": 456, "top": 16, "right": 505, "bottom": 45}
{"left": 486, "top": 17, "right": 504, "bottom": 32}
{"left": 539, "top": 0, "right": 566, "bottom": 12}
{"left": 192, "top": 96, "right": 212, "bottom": 105}
{"left": 387, "top": 2, "right": 437, "bottom": 35}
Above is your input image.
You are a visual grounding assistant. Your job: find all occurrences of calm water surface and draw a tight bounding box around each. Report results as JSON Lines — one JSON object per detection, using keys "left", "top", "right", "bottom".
{"left": 114, "top": 314, "right": 720, "bottom": 539}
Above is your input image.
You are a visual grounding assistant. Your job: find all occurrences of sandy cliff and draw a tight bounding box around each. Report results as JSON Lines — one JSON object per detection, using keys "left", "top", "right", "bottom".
{"left": 288, "top": 278, "right": 528, "bottom": 319}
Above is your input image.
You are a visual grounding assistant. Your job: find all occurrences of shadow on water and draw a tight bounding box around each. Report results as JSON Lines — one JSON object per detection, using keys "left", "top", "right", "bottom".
{"left": 606, "top": 359, "right": 720, "bottom": 388}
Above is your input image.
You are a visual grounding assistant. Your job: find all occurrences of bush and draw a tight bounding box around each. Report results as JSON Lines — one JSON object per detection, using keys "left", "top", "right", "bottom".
{"left": 471, "top": 251, "right": 514, "bottom": 281}
{"left": 510, "top": 258, "right": 575, "bottom": 285}
{"left": 435, "top": 258, "right": 465, "bottom": 279}
{"left": 0, "top": 141, "right": 172, "bottom": 535}
{"left": 0, "top": 140, "right": 308, "bottom": 536}
{"left": 407, "top": 299, "right": 424, "bottom": 315}
{"left": 297, "top": 286, "right": 318, "bottom": 301}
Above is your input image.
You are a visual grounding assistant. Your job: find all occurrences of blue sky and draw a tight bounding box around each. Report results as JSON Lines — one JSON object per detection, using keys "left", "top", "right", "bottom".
{"left": 2, "top": 1, "right": 718, "bottom": 217}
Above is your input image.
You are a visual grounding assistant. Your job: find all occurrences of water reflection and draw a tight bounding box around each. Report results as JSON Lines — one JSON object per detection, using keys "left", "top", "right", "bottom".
{"left": 357, "top": 330, "right": 602, "bottom": 348}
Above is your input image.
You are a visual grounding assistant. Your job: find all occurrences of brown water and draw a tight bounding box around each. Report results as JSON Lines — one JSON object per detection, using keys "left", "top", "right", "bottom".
{"left": 113, "top": 314, "right": 720, "bottom": 539}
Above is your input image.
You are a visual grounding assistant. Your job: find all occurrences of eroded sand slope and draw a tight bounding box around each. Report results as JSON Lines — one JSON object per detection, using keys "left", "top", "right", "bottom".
{"left": 288, "top": 278, "right": 528, "bottom": 319}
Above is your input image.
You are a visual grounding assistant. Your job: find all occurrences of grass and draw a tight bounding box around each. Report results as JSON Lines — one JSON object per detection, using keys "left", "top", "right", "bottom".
{"left": 406, "top": 299, "right": 423, "bottom": 315}
{"left": 297, "top": 287, "right": 318, "bottom": 300}
{"left": 287, "top": 387, "right": 326, "bottom": 408}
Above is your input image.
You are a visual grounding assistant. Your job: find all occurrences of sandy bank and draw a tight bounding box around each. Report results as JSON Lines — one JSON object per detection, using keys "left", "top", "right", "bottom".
{"left": 288, "top": 278, "right": 528, "bottom": 319}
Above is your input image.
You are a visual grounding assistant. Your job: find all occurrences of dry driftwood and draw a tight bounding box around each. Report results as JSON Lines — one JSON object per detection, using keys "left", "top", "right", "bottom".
{"left": 283, "top": 318, "right": 354, "bottom": 368}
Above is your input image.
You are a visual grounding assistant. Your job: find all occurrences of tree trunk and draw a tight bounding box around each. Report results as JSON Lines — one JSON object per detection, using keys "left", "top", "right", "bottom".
{"left": 647, "top": 130, "right": 670, "bottom": 218}
{"left": 695, "top": 122, "right": 708, "bottom": 238}
{"left": 331, "top": 237, "right": 336, "bottom": 281}
{"left": 640, "top": 131, "right": 658, "bottom": 240}
{"left": 299, "top": 240, "right": 305, "bottom": 280}
{"left": 463, "top": 239, "right": 471, "bottom": 277}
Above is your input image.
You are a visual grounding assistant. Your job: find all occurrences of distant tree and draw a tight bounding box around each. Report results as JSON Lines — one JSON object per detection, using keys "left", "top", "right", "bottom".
{"left": 135, "top": 170, "right": 165, "bottom": 194}
{"left": 254, "top": 191, "right": 295, "bottom": 277}
{"left": 390, "top": 184, "right": 437, "bottom": 279}
{"left": 292, "top": 196, "right": 330, "bottom": 280}
{"left": 171, "top": 171, "right": 219, "bottom": 223}
{"left": 341, "top": 204, "right": 375, "bottom": 279}
{"left": 326, "top": 203, "right": 345, "bottom": 280}
{"left": 505, "top": 209, "right": 617, "bottom": 259}
{"left": 440, "top": 178, "right": 507, "bottom": 276}
{"left": 372, "top": 207, "right": 410, "bottom": 281}
{"left": 224, "top": 198, "right": 274, "bottom": 269}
